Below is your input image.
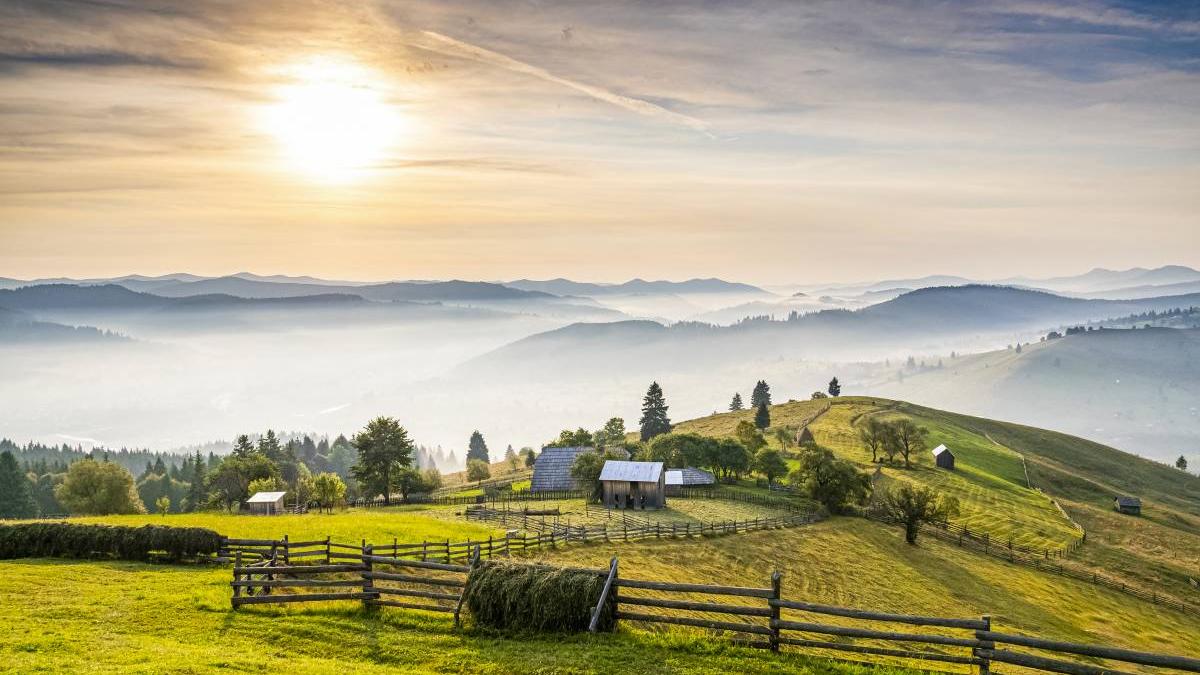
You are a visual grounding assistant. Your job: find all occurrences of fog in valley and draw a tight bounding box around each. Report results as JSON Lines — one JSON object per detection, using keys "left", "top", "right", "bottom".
{"left": 2, "top": 267, "right": 1199, "bottom": 470}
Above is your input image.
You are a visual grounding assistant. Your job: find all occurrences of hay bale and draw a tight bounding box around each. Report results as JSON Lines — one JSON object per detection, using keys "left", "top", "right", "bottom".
{"left": 462, "top": 560, "right": 613, "bottom": 632}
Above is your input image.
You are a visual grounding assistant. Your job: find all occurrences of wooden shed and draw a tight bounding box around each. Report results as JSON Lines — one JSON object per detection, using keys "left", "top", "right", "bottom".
{"left": 530, "top": 446, "right": 595, "bottom": 493}
{"left": 599, "top": 460, "right": 665, "bottom": 510}
{"left": 1114, "top": 495, "right": 1142, "bottom": 515}
{"left": 796, "top": 427, "right": 815, "bottom": 445}
{"left": 246, "top": 491, "right": 286, "bottom": 515}
{"left": 931, "top": 444, "right": 955, "bottom": 470}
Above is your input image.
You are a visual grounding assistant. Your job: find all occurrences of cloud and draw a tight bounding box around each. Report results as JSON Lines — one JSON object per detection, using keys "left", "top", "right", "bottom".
{"left": 418, "top": 30, "right": 711, "bottom": 135}
{"left": 0, "top": 49, "right": 204, "bottom": 72}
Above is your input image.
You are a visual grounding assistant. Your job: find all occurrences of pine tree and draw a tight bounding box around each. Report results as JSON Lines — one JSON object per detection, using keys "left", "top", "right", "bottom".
{"left": 1178, "top": 456, "right": 1189, "bottom": 471}
{"left": 467, "top": 431, "right": 490, "bottom": 464}
{"left": 754, "top": 402, "right": 771, "bottom": 430}
{"left": 750, "top": 380, "right": 772, "bottom": 408}
{"left": 0, "top": 450, "right": 37, "bottom": 518}
{"left": 232, "top": 434, "right": 255, "bottom": 458}
{"left": 639, "top": 381, "right": 672, "bottom": 441}
{"left": 828, "top": 377, "right": 841, "bottom": 397}
{"left": 188, "top": 450, "right": 207, "bottom": 511}
{"left": 729, "top": 393, "right": 744, "bottom": 411}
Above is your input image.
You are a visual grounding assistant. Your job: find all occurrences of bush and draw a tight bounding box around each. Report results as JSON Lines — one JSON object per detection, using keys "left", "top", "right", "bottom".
{"left": 0, "top": 522, "right": 224, "bottom": 562}
{"left": 462, "top": 560, "right": 614, "bottom": 632}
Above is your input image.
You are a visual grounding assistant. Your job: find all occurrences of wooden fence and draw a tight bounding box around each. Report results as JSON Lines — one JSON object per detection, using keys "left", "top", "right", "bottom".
{"left": 228, "top": 546, "right": 1200, "bottom": 675}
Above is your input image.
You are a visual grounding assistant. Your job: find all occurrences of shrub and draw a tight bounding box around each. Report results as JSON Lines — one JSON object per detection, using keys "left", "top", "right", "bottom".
{"left": 0, "top": 522, "right": 224, "bottom": 562}
{"left": 462, "top": 560, "right": 614, "bottom": 632}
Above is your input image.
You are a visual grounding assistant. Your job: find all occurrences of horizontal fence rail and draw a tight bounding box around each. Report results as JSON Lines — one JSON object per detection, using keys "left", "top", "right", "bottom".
{"left": 227, "top": 541, "right": 1200, "bottom": 675}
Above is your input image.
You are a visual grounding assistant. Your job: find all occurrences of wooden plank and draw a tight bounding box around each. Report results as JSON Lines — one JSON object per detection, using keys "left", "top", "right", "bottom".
{"left": 363, "top": 555, "right": 471, "bottom": 573}
{"left": 616, "top": 611, "right": 772, "bottom": 636}
{"left": 621, "top": 595, "right": 772, "bottom": 617}
{"left": 362, "top": 572, "right": 465, "bottom": 588}
{"left": 225, "top": 538, "right": 280, "bottom": 546}
{"left": 780, "top": 637, "right": 982, "bottom": 666}
{"left": 589, "top": 557, "right": 618, "bottom": 633}
{"left": 978, "top": 649, "right": 1137, "bottom": 675}
{"left": 616, "top": 578, "right": 774, "bottom": 598}
{"left": 374, "top": 587, "right": 461, "bottom": 601}
{"left": 232, "top": 592, "right": 376, "bottom": 606}
{"left": 233, "top": 564, "right": 364, "bottom": 574}
{"left": 977, "top": 632, "right": 1200, "bottom": 672}
{"left": 772, "top": 599, "right": 987, "bottom": 630}
{"left": 367, "top": 599, "right": 456, "bottom": 613}
{"left": 773, "top": 620, "right": 981, "bottom": 649}
{"left": 284, "top": 539, "right": 328, "bottom": 548}
{"left": 230, "top": 579, "right": 363, "bottom": 588}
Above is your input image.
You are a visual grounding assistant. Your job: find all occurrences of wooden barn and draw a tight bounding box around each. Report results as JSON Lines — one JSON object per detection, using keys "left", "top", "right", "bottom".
{"left": 796, "top": 426, "right": 815, "bottom": 445}
{"left": 530, "top": 446, "right": 595, "bottom": 493}
{"left": 246, "top": 491, "right": 286, "bottom": 515}
{"left": 665, "top": 467, "right": 716, "bottom": 495}
{"left": 931, "top": 444, "right": 955, "bottom": 470}
{"left": 599, "top": 460, "right": 665, "bottom": 510}
{"left": 1114, "top": 495, "right": 1142, "bottom": 515}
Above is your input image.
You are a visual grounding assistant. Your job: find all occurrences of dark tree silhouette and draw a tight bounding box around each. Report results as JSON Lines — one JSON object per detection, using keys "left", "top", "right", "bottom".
{"left": 828, "top": 377, "right": 841, "bottom": 397}
{"left": 639, "top": 381, "right": 672, "bottom": 441}
{"left": 754, "top": 402, "right": 771, "bottom": 430}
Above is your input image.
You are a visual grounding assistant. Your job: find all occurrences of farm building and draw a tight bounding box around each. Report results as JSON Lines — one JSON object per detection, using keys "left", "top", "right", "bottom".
{"left": 531, "top": 446, "right": 595, "bottom": 492}
{"left": 599, "top": 460, "right": 666, "bottom": 510}
{"left": 796, "top": 427, "right": 815, "bottom": 445}
{"left": 931, "top": 444, "right": 955, "bottom": 470}
{"left": 1114, "top": 495, "right": 1142, "bottom": 515}
{"left": 246, "top": 491, "right": 286, "bottom": 515}
{"left": 665, "top": 467, "right": 716, "bottom": 493}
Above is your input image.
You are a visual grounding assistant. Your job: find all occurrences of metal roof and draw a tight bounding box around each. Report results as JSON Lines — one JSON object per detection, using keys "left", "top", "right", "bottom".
{"left": 530, "top": 446, "right": 595, "bottom": 492}
{"left": 599, "top": 460, "right": 663, "bottom": 483}
{"left": 665, "top": 467, "right": 715, "bottom": 486}
{"left": 931, "top": 444, "right": 951, "bottom": 456}
{"left": 1115, "top": 495, "right": 1142, "bottom": 507}
{"left": 247, "top": 491, "right": 286, "bottom": 503}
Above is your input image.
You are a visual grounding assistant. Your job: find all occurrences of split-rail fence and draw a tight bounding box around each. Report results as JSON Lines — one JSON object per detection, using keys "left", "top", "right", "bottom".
{"left": 227, "top": 539, "right": 1200, "bottom": 675}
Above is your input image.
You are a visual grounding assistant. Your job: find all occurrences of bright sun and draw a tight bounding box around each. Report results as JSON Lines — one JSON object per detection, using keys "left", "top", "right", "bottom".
{"left": 260, "top": 56, "right": 405, "bottom": 183}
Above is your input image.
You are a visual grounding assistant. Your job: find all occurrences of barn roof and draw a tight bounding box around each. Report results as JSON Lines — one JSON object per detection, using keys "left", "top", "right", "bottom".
{"left": 931, "top": 444, "right": 952, "bottom": 456}
{"left": 666, "top": 467, "right": 716, "bottom": 486}
{"left": 1115, "top": 495, "right": 1142, "bottom": 508}
{"left": 600, "top": 460, "right": 663, "bottom": 483}
{"left": 530, "top": 446, "right": 594, "bottom": 492}
{"left": 247, "top": 491, "right": 286, "bottom": 503}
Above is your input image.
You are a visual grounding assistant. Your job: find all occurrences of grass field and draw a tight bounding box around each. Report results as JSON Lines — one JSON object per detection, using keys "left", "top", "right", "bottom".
{"left": 673, "top": 397, "right": 1081, "bottom": 551}
{"left": 0, "top": 557, "right": 921, "bottom": 675}
{"left": 433, "top": 497, "right": 792, "bottom": 530}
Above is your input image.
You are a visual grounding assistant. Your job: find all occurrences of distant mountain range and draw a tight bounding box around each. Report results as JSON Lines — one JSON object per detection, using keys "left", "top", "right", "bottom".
{"left": 504, "top": 277, "right": 770, "bottom": 296}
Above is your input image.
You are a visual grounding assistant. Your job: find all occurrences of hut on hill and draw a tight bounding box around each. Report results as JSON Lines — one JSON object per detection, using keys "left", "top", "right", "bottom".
{"left": 599, "top": 460, "right": 665, "bottom": 509}
{"left": 795, "top": 427, "right": 816, "bottom": 445}
{"left": 1114, "top": 495, "right": 1142, "bottom": 515}
{"left": 246, "top": 491, "right": 286, "bottom": 515}
{"left": 665, "top": 467, "right": 716, "bottom": 495}
{"left": 931, "top": 444, "right": 955, "bottom": 470}
{"left": 530, "top": 446, "right": 595, "bottom": 493}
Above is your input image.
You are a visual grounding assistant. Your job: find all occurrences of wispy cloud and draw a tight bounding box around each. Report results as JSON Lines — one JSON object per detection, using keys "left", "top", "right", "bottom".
{"left": 419, "top": 30, "right": 711, "bottom": 136}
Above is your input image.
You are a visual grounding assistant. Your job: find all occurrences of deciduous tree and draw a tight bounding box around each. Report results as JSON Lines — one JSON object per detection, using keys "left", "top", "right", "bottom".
{"left": 351, "top": 416, "right": 414, "bottom": 505}
{"left": 55, "top": 459, "right": 145, "bottom": 515}
{"left": 787, "top": 445, "right": 870, "bottom": 513}
{"left": 875, "top": 484, "right": 960, "bottom": 544}
{"left": 858, "top": 418, "right": 887, "bottom": 463}
{"left": 754, "top": 448, "right": 789, "bottom": 487}
{"left": 466, "top": 458, "right": 491, "bottom": 486}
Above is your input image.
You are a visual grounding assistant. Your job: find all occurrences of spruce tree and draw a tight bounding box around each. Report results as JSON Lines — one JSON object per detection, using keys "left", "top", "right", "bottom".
{"left": 754, "top": 402, "right": 771, "bottom": 430}
{"left": 729, "top": 393, "right": 744, "bottom": 411}
{"left": 1178, "top": 456, "right": 1189, "bottom": 471}
{"left": 639, "top": 381, "right": 672, "bottom": 441}
{"left": 828, "top": 377, "right": 841, "bottom": 397}
{"left": 467, "top": 431, "right": 490, "bottom": 464}
{"left": 0, "top": 450, "right": 37, "bottom": 518}
{"left": 232, "top": 434, "right": 255, "bottom": 458}
{"left": 188, "top": 450, "right": 207, "bottom": 511}
{"left": 750, "top": 380, "right": 772, "bottom": 408}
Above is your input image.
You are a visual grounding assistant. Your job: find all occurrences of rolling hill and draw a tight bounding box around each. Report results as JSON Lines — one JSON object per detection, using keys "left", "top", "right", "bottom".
{"left": 864, "top": 327, "right": 1200, "bottom": 462}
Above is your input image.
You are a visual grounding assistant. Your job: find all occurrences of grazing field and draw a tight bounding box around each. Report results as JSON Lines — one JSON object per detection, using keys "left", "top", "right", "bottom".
{"left": 0, "top": 558, "right": 918, "bottom": 675}
{"left": 65, "top": 507, "right": 504, "bottom": 545}
{"left": 439, "top": 497, "right": 794, "bottom": 529}
{"left": 532, "top": 517, "right": 1200, "bottom": 671}
{"left": 674, "top": 397, "right": 1085, "bottom": 551}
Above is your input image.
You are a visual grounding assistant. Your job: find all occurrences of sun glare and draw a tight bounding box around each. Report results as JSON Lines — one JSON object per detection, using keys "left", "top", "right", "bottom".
{"left": 260, "top": 56, "right": 405, "bottom": 183}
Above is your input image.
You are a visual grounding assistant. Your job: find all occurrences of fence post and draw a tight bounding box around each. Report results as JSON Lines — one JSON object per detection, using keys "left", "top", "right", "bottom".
{"left": 769, "top": 570, "right": 782, "bottom": 652}
{"left": 232, "top": 550, "right": 242, "bottom": 608}
{"left": 454, "top": 545, "right": 481, "bottom": 628}
{"left": 282, "top": 534, "right": 290, "bottom": 566}
{"left": 590, "top": 556, "right": 619, "bottom": 633}
{"left": 325, "top": 536, "right": 331, "bottom": 564}
{"left": 362, "top": 541, "right": 374, "bottom": 609}
{"left": 975, "top": 615, "right": 992, "bottom": 675}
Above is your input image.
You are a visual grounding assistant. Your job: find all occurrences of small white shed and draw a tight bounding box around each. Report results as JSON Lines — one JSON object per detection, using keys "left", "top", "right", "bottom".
{"left": 247, "top": 491, "right": 287, "bottom": 515}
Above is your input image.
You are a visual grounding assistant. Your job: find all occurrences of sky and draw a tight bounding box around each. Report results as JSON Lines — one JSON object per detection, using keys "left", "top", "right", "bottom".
{"left": 1, "top": 0, "right": 1198, "bottom": 284}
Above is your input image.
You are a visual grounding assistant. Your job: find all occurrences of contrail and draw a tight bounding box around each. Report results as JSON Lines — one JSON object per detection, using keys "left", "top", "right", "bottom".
{"left": 421, "top": 31, "right": 710, "bottom": 135}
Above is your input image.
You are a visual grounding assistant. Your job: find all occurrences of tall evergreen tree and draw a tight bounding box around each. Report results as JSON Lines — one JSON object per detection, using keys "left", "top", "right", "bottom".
{"left": 729, "top": 393, "right": 744, "bottom": 411}
{"left": 750, "top": 380, "right": 772, "bottom": 408}
{"left": 232, "top": 434, "right": 255, "bottom": 458}
{"left": 0, "top": 450, "right": 37, "bottom": 518}
{"left": 258, "top": 429, "right": 282, "bottom": 461}
{"left": 467, "top": 430, "right": 490, "bottom": 464}
{"left": 828, "top": 377, "right": 841, "bottom": 397}
{"left": 1178, "top": 456, "right": 1189, "bottom": 471}
{"left": 639, "top": 381, "right": 672, "bottom": 441}
{"left": 188, "top": 450, "right": 207, "bottom": 511}
{"left": 351, "top": 417, "right": 414, "bottom": 505}
{"left": 754, "top": 402, "right": 771, "bottom": 430}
